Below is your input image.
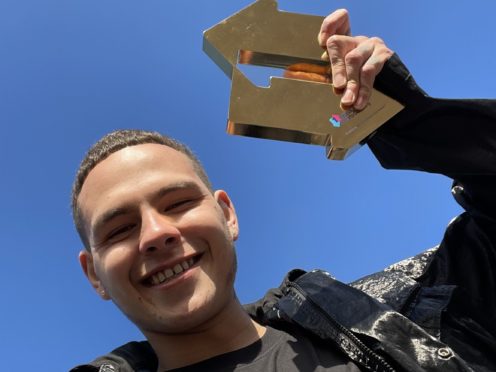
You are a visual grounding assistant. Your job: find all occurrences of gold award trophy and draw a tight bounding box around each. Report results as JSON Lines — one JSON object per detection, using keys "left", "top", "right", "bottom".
{"left": 203, "top": 0, "right": 404, "bottom": 160}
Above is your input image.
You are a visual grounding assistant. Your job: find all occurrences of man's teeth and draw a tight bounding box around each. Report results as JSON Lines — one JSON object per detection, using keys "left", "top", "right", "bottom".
{"left": 150, "top": 258, "right": 195, "bottom": 285}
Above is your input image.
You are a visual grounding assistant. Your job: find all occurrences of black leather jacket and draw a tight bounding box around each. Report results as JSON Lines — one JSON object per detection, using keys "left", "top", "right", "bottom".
{"left": 70, "top": 55, "right": 496, "bottom": 372}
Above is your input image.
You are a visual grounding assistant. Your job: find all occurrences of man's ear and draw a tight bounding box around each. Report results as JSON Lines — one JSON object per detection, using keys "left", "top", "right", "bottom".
{"left": 79, "top": 250, "right": 111, "bottom": 301}
{"left": 214, "top": 190, "right": 239, "bottom": 241}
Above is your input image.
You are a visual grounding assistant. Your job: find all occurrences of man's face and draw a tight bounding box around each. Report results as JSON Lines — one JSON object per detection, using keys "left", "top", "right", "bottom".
{"left": 78, "top": 144, "right": 239, "bottom": 334}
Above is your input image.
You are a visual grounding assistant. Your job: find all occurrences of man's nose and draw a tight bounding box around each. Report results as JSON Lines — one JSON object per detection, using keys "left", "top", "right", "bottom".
{"left": 138, "top": 209, "right": 180, "bottom": 254}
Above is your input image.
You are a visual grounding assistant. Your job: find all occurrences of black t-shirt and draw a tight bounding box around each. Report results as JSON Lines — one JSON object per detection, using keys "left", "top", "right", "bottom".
{"left": 168, "top": 325, "right": 361, "bottom": 371}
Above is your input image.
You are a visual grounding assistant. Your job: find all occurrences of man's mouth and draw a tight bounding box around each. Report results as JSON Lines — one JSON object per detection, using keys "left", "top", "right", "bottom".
{"left": 144, "top": 254, "right": 202, "bottom": 287}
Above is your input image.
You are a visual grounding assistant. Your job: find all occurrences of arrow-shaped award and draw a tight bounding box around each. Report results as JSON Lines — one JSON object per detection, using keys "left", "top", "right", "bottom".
{"left": 203, "top": 0, "right": 404, "bottom": 160}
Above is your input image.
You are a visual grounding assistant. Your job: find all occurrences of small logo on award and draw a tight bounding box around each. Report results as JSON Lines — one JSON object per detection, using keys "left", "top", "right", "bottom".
{"left": 329, "top": 108, "right": 360, "bottom": 128}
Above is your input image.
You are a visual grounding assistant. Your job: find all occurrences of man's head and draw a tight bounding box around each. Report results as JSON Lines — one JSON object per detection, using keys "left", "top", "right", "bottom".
{"left": 72, "top": 130, "right": 213, "bottom": 249}
{"left": 73, "top": 130, "right": 240, "bottom": 335}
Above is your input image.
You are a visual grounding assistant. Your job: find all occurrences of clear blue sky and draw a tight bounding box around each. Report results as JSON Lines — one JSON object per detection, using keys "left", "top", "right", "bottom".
{"left": 1, "top": 1, "right": 494, "bottom": 370}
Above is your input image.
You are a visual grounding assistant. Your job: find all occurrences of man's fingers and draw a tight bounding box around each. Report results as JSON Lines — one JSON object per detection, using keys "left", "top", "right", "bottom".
{"left": 326, "top": 34, "right": 393, "bottom": 109}
{"left": 319, "top": 10, "right": 394, "bottom": 110}
{"left": 318, "top": 9, "right": 351, "bottom": 47}
{"left": 342, "top": 37, "right": 373, "bottom": 107}
{"left": 354, "top": 38, "right": 393, "bottom": 110}
{"left": 354, "top": 64, "right": 375, "bottom": 110}
{"left": 326, "top": 35, "right": 356, "bottom": 89}
{"left": 326, "top": 35, "right": 370, "bottom": 106}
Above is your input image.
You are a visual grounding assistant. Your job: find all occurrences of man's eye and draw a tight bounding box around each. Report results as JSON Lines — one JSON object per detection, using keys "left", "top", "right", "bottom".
{"left": 166, "top": 199, "right": 194, "bottom": 212}
{"left": 107, "top": 225, "right": 135, "bottom": 240}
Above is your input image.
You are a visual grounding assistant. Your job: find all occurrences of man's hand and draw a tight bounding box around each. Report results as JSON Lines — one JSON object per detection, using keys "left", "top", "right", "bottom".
{"left": 318, "top": 9, "right": 393, "bottom": 110}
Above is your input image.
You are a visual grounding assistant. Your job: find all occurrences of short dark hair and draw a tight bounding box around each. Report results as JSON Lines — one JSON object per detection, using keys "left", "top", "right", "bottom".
{"left": 71, "top": 129, "right": 212, "bottom": 250}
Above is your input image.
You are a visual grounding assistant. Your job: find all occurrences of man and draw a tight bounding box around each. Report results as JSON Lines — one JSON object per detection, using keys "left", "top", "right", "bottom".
{"left": 71, "top": 9, "right": 496, "bottom": 372}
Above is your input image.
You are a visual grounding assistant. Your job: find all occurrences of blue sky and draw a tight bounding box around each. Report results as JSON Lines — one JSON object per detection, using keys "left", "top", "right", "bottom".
{"left": 1, "top": 1, "right": 495, "bottom": 370}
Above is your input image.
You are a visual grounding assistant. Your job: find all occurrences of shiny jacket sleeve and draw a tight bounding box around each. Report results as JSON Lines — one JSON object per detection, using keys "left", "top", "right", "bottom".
{"left": 369, "top": 54, "right": 496, "bottom": 370}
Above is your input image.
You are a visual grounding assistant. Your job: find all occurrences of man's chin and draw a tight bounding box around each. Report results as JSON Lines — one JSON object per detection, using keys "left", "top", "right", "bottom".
{"left": 131, "top": 296, "right": 227, "bottom": 336}
{"left": 138, "top": 312, "right": 217, "bottom": 337}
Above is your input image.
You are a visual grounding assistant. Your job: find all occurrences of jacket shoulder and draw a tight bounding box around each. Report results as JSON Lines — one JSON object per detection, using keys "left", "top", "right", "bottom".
{"left": 351, "top": 246, "right": 438, "bottom": 310}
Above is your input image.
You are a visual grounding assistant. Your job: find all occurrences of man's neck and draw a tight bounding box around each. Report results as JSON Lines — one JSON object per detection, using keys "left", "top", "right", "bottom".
{"left": 145, "top": 300, "right": 266, "bottom": 371}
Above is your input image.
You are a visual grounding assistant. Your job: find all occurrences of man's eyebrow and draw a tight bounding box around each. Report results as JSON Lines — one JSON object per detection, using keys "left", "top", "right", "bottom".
{"left": 90, "top": 181, "right": 204, "bottom": 235}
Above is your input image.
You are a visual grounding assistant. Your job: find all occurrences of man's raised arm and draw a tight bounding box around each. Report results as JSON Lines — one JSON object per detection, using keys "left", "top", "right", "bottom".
{"left": 319, "top": 9, "right": 496, "bottom": 369}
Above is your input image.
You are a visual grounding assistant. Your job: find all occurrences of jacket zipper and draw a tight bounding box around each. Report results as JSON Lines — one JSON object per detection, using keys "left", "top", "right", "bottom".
{"left": 286, "top": 281, "right": 398, "bottom": 372}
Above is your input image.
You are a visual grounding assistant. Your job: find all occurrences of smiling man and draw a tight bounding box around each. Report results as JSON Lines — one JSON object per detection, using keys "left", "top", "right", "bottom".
{"left": 74, "top": 136, "right": 266, "bottom": 370}
{"left": 71, "top": 9, "right": 496, "bottom": 372}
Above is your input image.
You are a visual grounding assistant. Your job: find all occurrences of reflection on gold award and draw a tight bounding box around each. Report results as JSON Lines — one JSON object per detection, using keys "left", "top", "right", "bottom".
{"left": 203, "top": 0, "right": 404, "bottom": 160}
